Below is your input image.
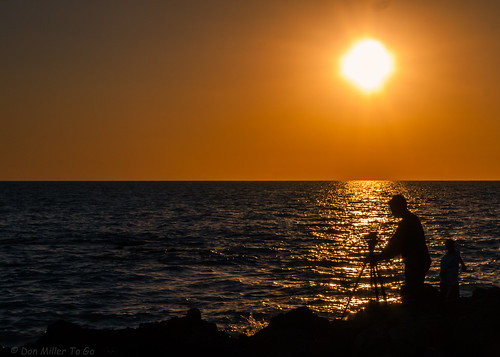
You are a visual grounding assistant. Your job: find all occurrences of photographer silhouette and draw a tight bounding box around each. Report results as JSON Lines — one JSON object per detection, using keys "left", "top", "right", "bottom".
{"left": 372, "top": 195, "right": 431, "bottom": 302}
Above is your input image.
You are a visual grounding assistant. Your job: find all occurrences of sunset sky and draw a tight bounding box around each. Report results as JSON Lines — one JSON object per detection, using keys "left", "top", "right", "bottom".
{"left": 1, "top": 0, "right": 499, "bottom": 180}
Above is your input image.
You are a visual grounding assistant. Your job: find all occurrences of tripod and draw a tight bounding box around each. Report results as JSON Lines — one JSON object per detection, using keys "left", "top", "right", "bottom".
{"left": 341, "top": 233, "right": 387, "bottom": 319}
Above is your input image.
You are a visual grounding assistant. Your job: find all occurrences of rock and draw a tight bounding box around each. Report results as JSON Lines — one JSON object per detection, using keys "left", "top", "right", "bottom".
{"left": 259, "top": 307, "right": 330, "bottom": 336}
{"left": 186, "top": 307, "right": 202, "bottom": 321}
{"left": 249, "top": 307, "right": 349, "bottom": 357}
{"left": 472, "top": 286, "right": 500, "bottom": 300}
{"left": 13, "top": 286, "right": 500, "bottom": 357}
{"left": 29, "top": 309, "right": 233, "bottom": 357}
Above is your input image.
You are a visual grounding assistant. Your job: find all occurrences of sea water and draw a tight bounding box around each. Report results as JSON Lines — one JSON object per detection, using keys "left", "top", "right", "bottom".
{"left": 0, "top": 181, "right": 498, "bottom": 345}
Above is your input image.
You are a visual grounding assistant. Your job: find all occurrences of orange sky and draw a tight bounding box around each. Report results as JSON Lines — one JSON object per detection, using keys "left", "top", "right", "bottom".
{"left": 1, "top": 0, "right": 499, "bottom": 180}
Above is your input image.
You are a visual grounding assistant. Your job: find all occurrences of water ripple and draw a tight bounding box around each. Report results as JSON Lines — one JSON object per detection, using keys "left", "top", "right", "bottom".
{"left": 0, "top": 181, "right": 498, "bottom": 345}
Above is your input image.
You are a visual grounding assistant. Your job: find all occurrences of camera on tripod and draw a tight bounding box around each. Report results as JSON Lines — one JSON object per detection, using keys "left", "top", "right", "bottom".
{"left": 366, "top": 232, "right": 378, "bottom": 256}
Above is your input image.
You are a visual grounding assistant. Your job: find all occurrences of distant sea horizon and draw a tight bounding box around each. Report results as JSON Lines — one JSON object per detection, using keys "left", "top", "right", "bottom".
{"left": 1, "top": 180, "right": 499, "bottom": 181}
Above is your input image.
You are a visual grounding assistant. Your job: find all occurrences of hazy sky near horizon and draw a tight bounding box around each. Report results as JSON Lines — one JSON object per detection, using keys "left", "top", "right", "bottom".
{"left": 2, "top": 0, "right": 500, "bottom": 180}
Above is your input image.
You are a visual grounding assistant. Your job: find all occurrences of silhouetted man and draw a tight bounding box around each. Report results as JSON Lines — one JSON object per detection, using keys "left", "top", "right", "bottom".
{"left": 373, "top": 195, "right": 431, "bottom": 300}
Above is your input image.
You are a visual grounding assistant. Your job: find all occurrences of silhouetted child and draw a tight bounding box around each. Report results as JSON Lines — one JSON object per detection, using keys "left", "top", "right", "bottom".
{"left": 440, "top": 239, "right": 467, "bottom": 300}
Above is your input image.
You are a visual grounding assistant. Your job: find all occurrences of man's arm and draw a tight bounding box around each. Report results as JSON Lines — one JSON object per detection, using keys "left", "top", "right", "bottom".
{"left": 377, "top": 236, "right": 401, "bottom": 260}
{"left": 376, "top": 224, "right": 403, "bottom": 261}
{"left": 459, "top": 254, "right": 467, "bottom": 272}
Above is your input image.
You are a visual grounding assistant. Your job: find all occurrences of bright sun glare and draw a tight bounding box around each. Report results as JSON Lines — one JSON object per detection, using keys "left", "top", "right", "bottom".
{"left": 340, "top": 39, "right": 395, "bottom": 93}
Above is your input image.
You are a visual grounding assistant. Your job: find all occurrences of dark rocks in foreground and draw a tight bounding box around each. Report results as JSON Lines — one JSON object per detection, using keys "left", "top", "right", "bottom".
{"left": 6, "top": 308, "right": 235, "bottom": 357}
{"left": 3, "top": 286, "right": 500, "bottom": 357}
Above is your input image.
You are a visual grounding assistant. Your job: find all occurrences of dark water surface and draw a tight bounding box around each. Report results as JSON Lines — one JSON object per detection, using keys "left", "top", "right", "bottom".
{"left": 0, "top": 181, "right": 498, "bottom": 345}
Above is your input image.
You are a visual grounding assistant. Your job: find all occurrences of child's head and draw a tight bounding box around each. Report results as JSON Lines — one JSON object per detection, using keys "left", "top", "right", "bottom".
{"left": 445, "top": 239, "right": 456, "bottom": 252}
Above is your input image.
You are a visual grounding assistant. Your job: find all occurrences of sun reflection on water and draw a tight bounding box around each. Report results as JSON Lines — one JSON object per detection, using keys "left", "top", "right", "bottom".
{"left": 293, "top": 181, "right": 415, "bottom": 318}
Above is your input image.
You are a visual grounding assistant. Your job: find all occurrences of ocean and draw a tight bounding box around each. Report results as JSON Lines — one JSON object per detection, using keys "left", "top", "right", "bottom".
{"left": 0, "top": 181, "right": 498, "bottom": 346}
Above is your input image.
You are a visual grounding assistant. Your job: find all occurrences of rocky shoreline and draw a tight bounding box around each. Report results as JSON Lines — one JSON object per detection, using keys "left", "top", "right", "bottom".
{"left": 2, "top": 286, "right": 499, "bottom": 357}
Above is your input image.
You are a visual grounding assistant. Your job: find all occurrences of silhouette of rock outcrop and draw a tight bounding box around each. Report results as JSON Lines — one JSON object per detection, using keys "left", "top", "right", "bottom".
{"left": 3, "top": 287, "right": 500, "bottom": 357}
{"left": 248, "top": 306, "right": 352, "bottom": 357}
{"left": 23, "top": 308, "right": 235, "bottom": 357}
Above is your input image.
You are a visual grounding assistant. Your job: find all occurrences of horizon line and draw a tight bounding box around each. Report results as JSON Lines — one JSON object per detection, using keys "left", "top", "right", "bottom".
{"left": 1, "top": 179, "right": 499, "bottom": 183}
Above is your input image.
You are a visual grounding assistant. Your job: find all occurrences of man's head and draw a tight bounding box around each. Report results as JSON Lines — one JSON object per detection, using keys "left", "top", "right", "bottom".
{"left": 388, "top": 194, "right": 408, "bottom": 217}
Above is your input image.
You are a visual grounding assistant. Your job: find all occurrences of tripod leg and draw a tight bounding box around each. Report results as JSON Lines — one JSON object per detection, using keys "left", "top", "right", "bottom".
{"left": 370, "top": 263, "right": 380, "bottom": 302}
{"left": 374, "top": 264, "right": 387, "bottom": 302}
{"left": 341, "top": 260, "right": 368, "bottom": 319}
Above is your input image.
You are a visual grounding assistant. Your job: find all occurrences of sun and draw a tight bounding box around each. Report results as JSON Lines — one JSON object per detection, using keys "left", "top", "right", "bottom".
{"left": 340, "top": 39, "right": 395, "bottom": 93}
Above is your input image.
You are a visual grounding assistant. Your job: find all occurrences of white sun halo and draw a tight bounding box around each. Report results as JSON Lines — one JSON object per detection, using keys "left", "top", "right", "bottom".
{"left": 340, "top": 39, "right": 395, "bottom": 93}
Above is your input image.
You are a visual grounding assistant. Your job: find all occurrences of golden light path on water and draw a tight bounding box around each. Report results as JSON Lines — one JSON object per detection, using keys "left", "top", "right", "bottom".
{"left": 281, "top": 181, "right": 413, "bottom": 319}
